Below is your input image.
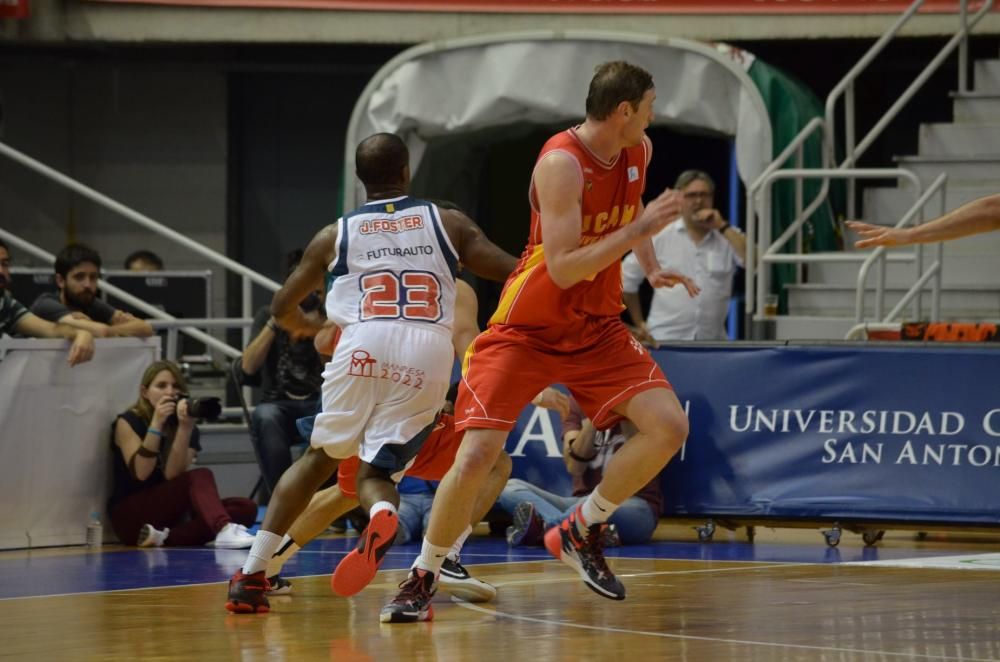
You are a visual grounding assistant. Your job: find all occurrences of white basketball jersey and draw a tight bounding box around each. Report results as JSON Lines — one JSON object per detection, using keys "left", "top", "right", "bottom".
{"left": 324, "top": 196, "right": 458, "bottom": 334}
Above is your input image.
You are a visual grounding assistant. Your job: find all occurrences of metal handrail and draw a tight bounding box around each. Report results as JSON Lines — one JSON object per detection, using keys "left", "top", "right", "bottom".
{"left": 754, "top": 167, "right": 923, "bottom": 320}
{"left": 854, "top": 173, "right": 947, "bottom": 322}
{"left": 0, "top": 228, "right": 242, "bottom": 360}
{"left": 0, "top": 139, "right": 282, "bottom": 349}
{"left": 850, "top": 2, "right": 994, "bottom": 166}
{"left": 149, "top": 318, "right": 253, "bottom": 361}
{"left": 826, "top": 0, "right": 993, "bottom": 215}
{"left": 883, "top": 262, "right": 941, "bottom": 323}
{"left": 746, "top": 2, "right": 990, "bottom": 336}
{"left": 148, "top": 318, "right": 254, "bottom": 329}
{"left": 744, "top": 117, "right": 827, "bottom": 316}
{"left": 824, "top": 0, "right": 925, "bottom": 163}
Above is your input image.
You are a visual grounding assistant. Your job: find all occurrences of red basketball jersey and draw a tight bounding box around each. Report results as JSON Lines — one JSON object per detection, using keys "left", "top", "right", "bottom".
{"left": 488, "top": 128, "right": 649, "bottom": 344}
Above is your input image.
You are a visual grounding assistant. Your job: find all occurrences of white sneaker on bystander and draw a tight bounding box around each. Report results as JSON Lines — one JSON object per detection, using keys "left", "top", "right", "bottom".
{"left": 211, "top": 523, "right": 255, "bottom": 549}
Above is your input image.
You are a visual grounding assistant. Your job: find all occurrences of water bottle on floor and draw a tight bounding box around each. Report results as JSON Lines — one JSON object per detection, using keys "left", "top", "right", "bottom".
{"left": 86, "top": 511, "right": 103, "bottom": 549}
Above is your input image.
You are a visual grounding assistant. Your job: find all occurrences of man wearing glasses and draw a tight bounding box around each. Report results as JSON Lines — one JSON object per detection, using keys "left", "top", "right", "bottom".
{"left": 622, "top": 170, "right": 746, "bottom": 343}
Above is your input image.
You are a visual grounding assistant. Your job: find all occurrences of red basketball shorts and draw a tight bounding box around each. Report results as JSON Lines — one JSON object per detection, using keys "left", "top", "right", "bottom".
{"left": 336, "top": 414, "right": 462, "bottom": 498}
{"left": 455, "top": 319, "right": 671, "bottom": 432}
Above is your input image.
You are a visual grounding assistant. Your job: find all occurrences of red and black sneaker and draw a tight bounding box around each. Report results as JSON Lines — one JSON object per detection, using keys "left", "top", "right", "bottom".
{"left": 225, "top": 570, "right": 271, "bottom": 613}
{"left": 331, "top": 509, "right": 398, "bottom": 597}
{"left": 543, "top": 506, "right": 625, "bottom": 601}
{"left": 380, "top": 568, "right": 437, "bottom": 623}
{"left": 506, "top": 501, "right": 545, "bottom": 547}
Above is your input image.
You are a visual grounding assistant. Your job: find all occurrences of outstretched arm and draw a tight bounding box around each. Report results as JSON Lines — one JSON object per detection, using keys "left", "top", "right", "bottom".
{"left": 848, "top": 193, "right": 1000, "bottom": 247}
{"left": 271, "top": 223, "right": 337, "bottom": 338}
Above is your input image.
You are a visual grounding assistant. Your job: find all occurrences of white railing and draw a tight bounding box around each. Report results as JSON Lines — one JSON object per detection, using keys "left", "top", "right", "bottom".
{"left": 0, "top": 229, "right": 245, "bottom": 360}
{"left": 745, "top": 0, "right": 993, "bottom": 338}
{"left": 753, "top": 167, "right": 926, "bottom": 322}
{"left": 0, "top": 139, "right": 281, "bottom": 353}
{"left": 854, "top": 173, "right": 947, "bottom": 323}
{"left": 828, "top": 0, "right": 993, "bottom": 216}
{"left": 149, "top": 318, "right": 254, "bottom": 361}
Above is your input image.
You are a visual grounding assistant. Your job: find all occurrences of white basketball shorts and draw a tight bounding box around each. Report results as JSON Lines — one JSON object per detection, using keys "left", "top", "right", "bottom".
{"left": 309, "top": 320, "right": 452, "bottom": 467}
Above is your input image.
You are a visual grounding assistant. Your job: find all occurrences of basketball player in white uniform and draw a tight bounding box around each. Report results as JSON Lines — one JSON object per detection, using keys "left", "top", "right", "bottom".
{"left": 226, "top": 133, "right": 516, "bottom": 613}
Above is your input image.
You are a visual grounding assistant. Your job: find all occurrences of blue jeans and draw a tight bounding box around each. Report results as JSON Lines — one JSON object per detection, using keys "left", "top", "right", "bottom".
{"left": 250, "top": 398, "right": 320, "bottom": 498}
{"left": 497, "top": 478, "right": 658, "bottom": 545}
{"left": 395, "top": 493, "right": 436, "bottom": 544}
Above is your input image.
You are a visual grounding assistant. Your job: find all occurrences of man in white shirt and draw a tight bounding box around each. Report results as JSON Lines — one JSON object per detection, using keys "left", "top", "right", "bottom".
{"left": 622, "top": 170, "right": 746, "bottom": 342}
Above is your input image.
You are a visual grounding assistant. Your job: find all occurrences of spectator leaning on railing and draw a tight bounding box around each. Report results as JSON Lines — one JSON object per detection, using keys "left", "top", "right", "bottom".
{"left": 0, "top": 239, "right": 93, "bottom": 366}
{"left": 30, "top": 243, "right": 154, "bottom": 339}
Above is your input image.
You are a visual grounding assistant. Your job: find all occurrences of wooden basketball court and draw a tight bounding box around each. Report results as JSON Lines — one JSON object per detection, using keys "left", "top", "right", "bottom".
{"left": 2, "top": 524, "right": 998, "bottom": 660}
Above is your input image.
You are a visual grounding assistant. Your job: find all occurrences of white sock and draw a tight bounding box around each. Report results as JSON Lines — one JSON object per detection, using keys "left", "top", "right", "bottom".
{"left": 447, "top": 525, "right": 473, "bottom": 562}
{"left": 265, "top": 535, "right": 300, "bottom": 578}
{"left": 369, "top": 501, "right": 397, "bottom": 518}
{"left": 413, "top": 538, "right": 451, "bottom": 576}
{"left": 241, "top": 530, "right": 283, "bottom": 575}
{"left": 579, "top": 487, "right": 619, "bottom": 534}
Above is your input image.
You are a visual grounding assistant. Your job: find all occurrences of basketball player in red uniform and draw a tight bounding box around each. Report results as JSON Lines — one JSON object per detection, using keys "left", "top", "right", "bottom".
{"left": 381, "top": 61, "right": 699, "bottom": 622}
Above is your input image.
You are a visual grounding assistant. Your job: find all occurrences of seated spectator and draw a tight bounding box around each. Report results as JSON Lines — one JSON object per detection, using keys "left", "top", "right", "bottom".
{"left": 124, "top": 249, "right": 164, "bottom": 272}
{"left": 237, "top": 249, "right": 325, "bottom": 503}
{"left": 30, "top": 243, "right": 154, "bottom": 338}
{"left": 0, "top": 239, "right": 94, "bottom": 366}
{"left": 109, "top": 360, "right": 257, "bottom": 548}
{"left": 499, "top": 396, "right": 662, "bottom": 547}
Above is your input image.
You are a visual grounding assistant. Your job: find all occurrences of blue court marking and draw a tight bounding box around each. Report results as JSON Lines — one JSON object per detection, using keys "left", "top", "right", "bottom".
{"left": 0, "top": 533, "right": 981, "bottom": 600}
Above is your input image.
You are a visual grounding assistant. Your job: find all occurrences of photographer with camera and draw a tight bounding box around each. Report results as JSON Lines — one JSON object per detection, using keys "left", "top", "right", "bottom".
{"left": 109, "top": 360, "right": 257, "bottom": 548}
{"left": 237, "top": 249, "right": 325, "bottom": 504}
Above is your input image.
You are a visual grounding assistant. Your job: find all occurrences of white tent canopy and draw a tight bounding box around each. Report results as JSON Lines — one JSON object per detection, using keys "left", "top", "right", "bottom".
{"left": 344, "top": 31, "right": 773, "bottom": 211}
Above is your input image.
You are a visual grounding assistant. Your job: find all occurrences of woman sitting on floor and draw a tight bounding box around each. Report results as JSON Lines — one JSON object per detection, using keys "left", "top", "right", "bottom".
{"left": 109, "top": 360, "right": 256, "bottom": 548}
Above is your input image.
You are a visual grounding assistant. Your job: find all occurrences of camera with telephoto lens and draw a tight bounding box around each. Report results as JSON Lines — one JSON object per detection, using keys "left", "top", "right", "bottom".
{"left": 167, "top": 395, "right": 222, "bottom": 424}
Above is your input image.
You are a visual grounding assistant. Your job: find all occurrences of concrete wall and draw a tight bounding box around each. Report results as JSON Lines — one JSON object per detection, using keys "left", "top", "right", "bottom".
{"left": 0, "top": 58, "right": 229, "bottom": 315}
{"left": 4, "top": 0, "right": 999, "bottom": 45}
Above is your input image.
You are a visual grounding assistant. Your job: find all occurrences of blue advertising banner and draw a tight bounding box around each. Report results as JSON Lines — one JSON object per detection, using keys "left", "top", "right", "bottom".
{"left": 499, "top": 344, "right": 1000, "bottom": 525}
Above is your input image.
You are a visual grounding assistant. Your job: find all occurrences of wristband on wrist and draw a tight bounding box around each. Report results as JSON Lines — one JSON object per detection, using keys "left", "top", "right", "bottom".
{"left": 266, "top": 320, "right": 279, "bottom": 333}
{"left": 147, "top": 427, "right": 163, "bottom": 437}
{"left": 568, "top": 447, "right": 598, "bottom": 462}
{"left": 567, "top": 439, "right": 598, "bottom": 462}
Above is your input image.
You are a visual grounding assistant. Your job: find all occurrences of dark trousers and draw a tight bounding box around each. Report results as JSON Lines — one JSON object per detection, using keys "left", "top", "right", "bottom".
{"left": 250, "top": 397, "right": 319, "bottom": 500}
{"left": 109, "top": 467, "right": 257, "bottom": 546}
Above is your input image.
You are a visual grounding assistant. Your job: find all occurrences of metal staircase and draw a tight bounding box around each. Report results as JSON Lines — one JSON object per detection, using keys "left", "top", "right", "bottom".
{"left": 747, "top": 0, "right": 997, "bottom": 341}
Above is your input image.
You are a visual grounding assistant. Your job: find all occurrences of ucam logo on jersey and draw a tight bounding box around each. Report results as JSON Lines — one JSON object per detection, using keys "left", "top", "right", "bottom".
{"left": 359, "top": 216, "right": 424, "bottom": 235}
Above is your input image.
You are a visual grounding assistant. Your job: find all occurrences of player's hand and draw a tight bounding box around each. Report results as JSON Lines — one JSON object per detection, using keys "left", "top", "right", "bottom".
{"left": 634, "top": 188, "right": 683, "bottom": 240}
{"left": 647, "top": 269, "right": 700, "bottom": 298}
{"left": 67, "top": 329, "right": 95, "bottom": 367}
{"left": 532, "top": 387, "right": 571, "bottom": 419}
{"left": 846, "top": 221, "right": 911, "bottom": 248}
